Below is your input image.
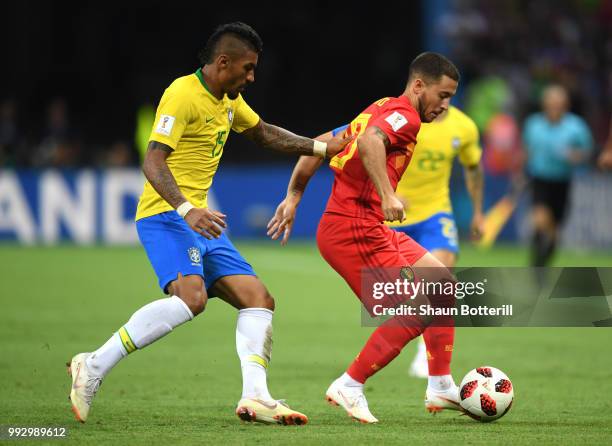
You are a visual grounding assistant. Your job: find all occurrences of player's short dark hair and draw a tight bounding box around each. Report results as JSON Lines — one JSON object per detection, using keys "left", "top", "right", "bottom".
{"left": 199, "top": 22, "right": 263, "bottom": 65}
{"left": 408, "top": 52, "right": 460, "bottom": 83}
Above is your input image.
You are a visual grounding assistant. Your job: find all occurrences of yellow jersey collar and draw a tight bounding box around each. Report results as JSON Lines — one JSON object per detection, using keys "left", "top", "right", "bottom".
{"left": 195, "top": 68, "right": 220, "bottom": 102}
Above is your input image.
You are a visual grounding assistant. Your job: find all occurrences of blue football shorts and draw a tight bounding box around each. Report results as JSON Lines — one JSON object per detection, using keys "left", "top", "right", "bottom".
{"left": 392, "top": 212, "right": 459, "bottom": 253}
{"left": 136, "top": 211, "right": 256, "bottom": 295}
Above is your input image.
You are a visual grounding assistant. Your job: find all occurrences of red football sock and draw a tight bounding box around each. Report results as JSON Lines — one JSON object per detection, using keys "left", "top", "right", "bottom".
{"left": 347, "top": 316, "right": 424, "bottom": 383}
{"left": 423, "top": 325, "right": 454, "bottom": 375}
{"left": 422, "top": 273, "right": 456, "bottom": 376}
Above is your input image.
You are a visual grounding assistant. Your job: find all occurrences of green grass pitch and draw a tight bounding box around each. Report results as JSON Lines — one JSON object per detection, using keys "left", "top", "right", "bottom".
{"left": 1, "top": 242, "right": 611, "bottom": 445}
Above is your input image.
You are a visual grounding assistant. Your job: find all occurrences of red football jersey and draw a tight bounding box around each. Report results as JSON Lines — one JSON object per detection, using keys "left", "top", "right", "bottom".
{"left": 325, "top": 96, "right": 421, "bottom": 221}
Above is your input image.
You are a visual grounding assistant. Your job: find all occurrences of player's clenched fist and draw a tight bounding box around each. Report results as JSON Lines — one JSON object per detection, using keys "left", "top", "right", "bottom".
{"left": 381, "top": 194, "right": 405, "bottom": 223}
{"left": 184, "top": 207, "right": 227, "bottom": 239}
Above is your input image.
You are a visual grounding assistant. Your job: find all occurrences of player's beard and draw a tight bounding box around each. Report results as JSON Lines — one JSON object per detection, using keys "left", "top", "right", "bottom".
{"left": 227, "top": 82, "right": 245, "bottom": 100}
{"left": 417, "top": 96, "right": 431, "bottom": 123}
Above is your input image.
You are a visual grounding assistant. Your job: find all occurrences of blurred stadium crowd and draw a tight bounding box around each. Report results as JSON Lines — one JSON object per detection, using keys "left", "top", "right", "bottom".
{"left": 0, "top": 97, "right": 138, "bottom": 168}
{"left": 439, "top": 0, "right": 612, "bottom": 174}
{"left": 1, "top": 1, "right": 611, "bottom": 171}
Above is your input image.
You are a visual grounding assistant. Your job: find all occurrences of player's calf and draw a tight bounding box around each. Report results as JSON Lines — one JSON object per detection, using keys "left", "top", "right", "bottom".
{"left": 413, "top": 264, "right": 459, "bottom": 415}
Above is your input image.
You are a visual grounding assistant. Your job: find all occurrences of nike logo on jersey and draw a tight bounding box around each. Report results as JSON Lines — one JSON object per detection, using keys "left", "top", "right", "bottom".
{"left": 205, "top": 117, "right": 214, "bottom": 123}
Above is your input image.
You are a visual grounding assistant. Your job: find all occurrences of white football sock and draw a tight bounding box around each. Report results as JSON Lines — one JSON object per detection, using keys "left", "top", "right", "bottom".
{"left": 416, "top": 336, "right": 427, "bottom": 360}
{"left": 236, "top": 308, "right": 273, "bottom": 401}
{"left": 87, "top": 295, "right": 194, "bottom": 378}
{"left": 86, "top": 332, "right": 126, "bottom": 378}
{"left": 339, "top": 372, "right": 364, "bottom": 389}
{"left": 428, "top": 374, "right": 454, "bottom": 391}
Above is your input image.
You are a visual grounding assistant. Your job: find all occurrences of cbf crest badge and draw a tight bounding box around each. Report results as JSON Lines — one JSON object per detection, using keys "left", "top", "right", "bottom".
{"left": 188, "top": 247, "right": 201, "bottom": 265}
{"left": 227, "top": 108, "right": 234, "bottom": 123}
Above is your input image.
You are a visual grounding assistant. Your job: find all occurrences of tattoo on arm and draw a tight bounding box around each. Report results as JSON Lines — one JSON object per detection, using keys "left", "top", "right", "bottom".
{"left": 243, "top": 120, "right": 315, "bottom": 155}
{"left": 358, "top": 127, "right": 395, "bottom": 200}
{"left": 142, "top": 141, "right": 187, "bottom": 209}
{"left": 148, "top": 141, "right": 173, "bottom": 154}
{"left": 371, "top": 126, "right": 391, "bottom": 149}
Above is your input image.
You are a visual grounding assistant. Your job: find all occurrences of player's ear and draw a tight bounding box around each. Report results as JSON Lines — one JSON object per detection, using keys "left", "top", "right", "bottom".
{"left": 217, "top": 54, "right": 230, "bottom": 69}
{"left": 413, "top": 78, "right": 426, "bottom": 95}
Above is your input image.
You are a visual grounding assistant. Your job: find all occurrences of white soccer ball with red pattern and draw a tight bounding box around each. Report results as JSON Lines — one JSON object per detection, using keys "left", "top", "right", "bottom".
{"left": 459, "top": 366, "right": 514, "bottom": 422}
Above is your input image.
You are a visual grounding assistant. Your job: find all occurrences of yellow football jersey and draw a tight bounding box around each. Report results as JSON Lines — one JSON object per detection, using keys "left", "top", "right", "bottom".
{"left": 136, "top": 68, "right": 260, "bottom": 220}
{"left": 388, "top": 106, "right": 481, "bottom": 226}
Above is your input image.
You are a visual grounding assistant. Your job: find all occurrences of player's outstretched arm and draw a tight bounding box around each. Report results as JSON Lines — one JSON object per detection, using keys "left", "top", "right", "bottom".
{"left": 142, "top": 141, "right": 226, "bottom": 239}
{"left": 242, "top": 119, "right": 353, "bottom": 159}
{"left": 464, "top": 163, "right": 485, "bottom": 241}
{"left": 357, "top": 127, "right": 405, "bottom": 223}
{"left": 286, "top": 131, "right": 334, "bottom": 200}
{"left": 267, "top": 131, "right": 332, "bottom": 245}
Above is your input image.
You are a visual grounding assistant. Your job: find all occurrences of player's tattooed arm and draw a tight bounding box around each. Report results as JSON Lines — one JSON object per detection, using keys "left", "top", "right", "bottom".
{"left": 143, "top": 141, "right": 227, "bottom": 239}
{"left": 371, "top": 127, "right": 391, "bottom": 149}
{"left": 242, "top": 119, "right": 353, "bottom": 158}
{"left": 242, "top": 119, "right": 316, "bottom": 155}
{"left": 358, "top": 126, "right": 405, "bottom": 222}
{"left": 142, "top": 141, "right": 187, "bottom": 209}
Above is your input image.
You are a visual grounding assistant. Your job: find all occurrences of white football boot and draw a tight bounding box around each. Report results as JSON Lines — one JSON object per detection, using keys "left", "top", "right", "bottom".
{"left": 325, "top": 378, "right": 379, "bottom": 424}
{"left": 67, "top": 353, "right": 102, "bottom": 423}
{"left": 424, "top": 383, "right": 461, "bottom": 414}
{"left": 235, "top": 398, "right": 308, "bottom": 425}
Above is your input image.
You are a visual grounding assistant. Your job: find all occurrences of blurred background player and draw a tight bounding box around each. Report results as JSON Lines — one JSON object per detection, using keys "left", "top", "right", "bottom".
{"left": 523, "top": 84, "right": 593, "bottom": 266}
{"left": 67, "top": 22, "right": 349, "bottom": 426}
{"left": 268, "top": 53, "right": 462, "bottom": 423}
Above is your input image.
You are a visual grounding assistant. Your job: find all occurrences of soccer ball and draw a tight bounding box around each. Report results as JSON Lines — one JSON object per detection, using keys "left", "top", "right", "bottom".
{"left": 459, "top": 366, "right": 514, "bottom": 422}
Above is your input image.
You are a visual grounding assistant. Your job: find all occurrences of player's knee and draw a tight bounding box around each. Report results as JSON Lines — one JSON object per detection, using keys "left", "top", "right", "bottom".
{"left": 431, "top": 249, "right": 456, "bottom": 269}
{"left": 246, "top": 289, "right": 275, "bottom": 311}
{"left": 169, "top": 276, "right": 207, "bottom": 316}
{"left": 258, "top": 290, "right": 275, "bottom": 311}
{"left": 179, "top": 290, "right": 207, "bottom": 315}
